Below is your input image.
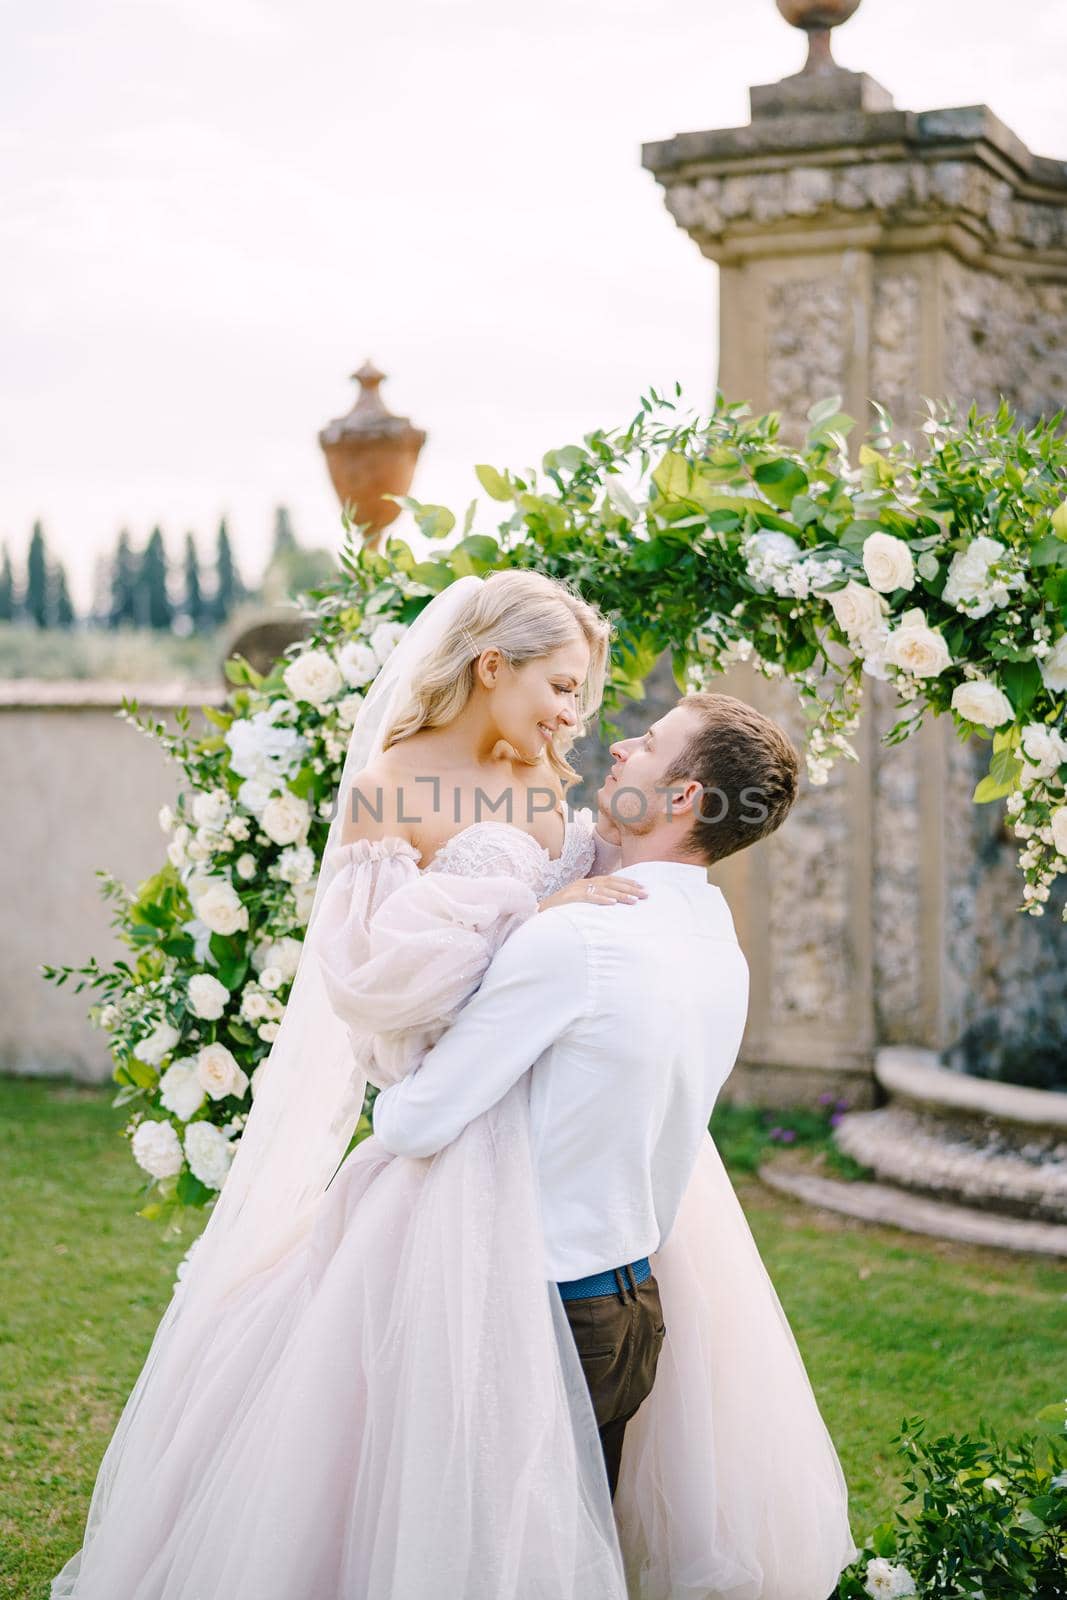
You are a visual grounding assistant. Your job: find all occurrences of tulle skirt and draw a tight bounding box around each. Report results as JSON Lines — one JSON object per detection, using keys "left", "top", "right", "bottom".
{"left": 52, "top": 1092, "right": 855, "bottom": 1600}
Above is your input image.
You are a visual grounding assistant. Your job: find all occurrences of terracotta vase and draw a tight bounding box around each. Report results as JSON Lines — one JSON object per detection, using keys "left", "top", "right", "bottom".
{"left": 318, "top": 361, "right": 427, "bottom": 548}
{"left": 775, "top": 0, "right": 863, "bottom": 72}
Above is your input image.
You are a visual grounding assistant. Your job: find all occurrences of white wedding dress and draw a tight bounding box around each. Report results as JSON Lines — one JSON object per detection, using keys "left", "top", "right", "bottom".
{"left": 54, "top": 811, "right": 856, "bottom": 1600}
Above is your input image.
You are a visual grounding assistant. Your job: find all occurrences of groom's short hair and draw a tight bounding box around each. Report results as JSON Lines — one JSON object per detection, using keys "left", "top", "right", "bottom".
{"left": 663, "top": 693, "right": 799, "bottom": 865}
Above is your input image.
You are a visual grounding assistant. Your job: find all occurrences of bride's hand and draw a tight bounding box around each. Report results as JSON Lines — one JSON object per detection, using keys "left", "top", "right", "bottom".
{"left": 537, "top": 875, "right": 648, "bottom": 913}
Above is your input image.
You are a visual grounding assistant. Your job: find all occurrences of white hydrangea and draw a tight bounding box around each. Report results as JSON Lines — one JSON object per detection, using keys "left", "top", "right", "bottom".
{"left": 863, "top": 1558, "right": 917, "bottom": 1599}
{"left": 862, "top": 531, "right": 915, "bottom": 594}
{"left": 337, "top": 640, "right": 379, "bottom": 689}
{"left": 278, "top": 843, "right": 315, "bottom": 884}
{"left": 131, "top": 1119, "right": 183, "bottom": 1180}
{"left": 261, "top": 792, "right": 310, "bottom": 846}
{"left": 885, "top": 609, "right": 952, "bottom": 677}
{"left": 1039, "top": 634, "right": 1067, "bottom": 694}
{"left": 159, "top": 1058, "right": 206, "bottom": 1121}
{"left": 225, "top": 703, "right": 307, "bottom": 782}
{"left": 187, "top": 972, "right": 229, "bottom": 1021}
{"left": 184, "top": 1121, "right": 235, "bottom": 1190}
{"left": 194, "top": 880, "right": 249, "bottom": 937}
{"left": 283, "top": 650, "right": 344, "bottom": 706}
{"left": 192, "top": 790, "right": 231, "bottom": 830}
{"left": 369, "top": 620, "right": 408, "bottom": 666}
{"left": 235, "top": 852, "right": 258, "bottom": 881}
{"left": 951, "top": 678, "right": 1014, "bottom": 729}
{"left": 942, "top": 535, "right": 1020, "bottom": 617}
{"left": 134, "top": 1021, "right": 180, "bottom": 1067}
{"left": 196, "top": 1041, "right": 249, "bottom": 1101}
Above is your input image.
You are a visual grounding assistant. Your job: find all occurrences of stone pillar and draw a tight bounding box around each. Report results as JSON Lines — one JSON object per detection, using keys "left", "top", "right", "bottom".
{"left": 641, "top": 6, "right": 1067, "bottom": 1101}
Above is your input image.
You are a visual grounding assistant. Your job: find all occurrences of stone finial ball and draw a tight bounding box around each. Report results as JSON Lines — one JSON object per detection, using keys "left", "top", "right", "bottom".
{"left": 776, "top": 0, "right": 863, "bottom": 27}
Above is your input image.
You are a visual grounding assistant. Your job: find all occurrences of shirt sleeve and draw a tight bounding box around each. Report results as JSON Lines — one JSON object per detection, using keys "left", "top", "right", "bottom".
{"left": 372, "top": 908, "right": 589, "bottom": 1158}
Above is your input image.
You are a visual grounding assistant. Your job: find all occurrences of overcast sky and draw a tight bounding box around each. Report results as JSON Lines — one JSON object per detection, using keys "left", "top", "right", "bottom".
{"left": 3, "top": 0, "right": 1066, "bottom": 607}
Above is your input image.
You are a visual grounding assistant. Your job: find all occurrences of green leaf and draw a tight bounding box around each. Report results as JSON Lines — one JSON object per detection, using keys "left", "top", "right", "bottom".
{"left": 125, "top": 1056, "right": 160, "bottom": 1089}
{"left": 651, "top": 451, "right": 691, "bottom": 501}
{"left": 807, "top": 395, "right": 843, "bottom": 427}
{"left": 973, "top": 746, "right": 1023, "bottom": 803}
{"left": 1001, "top": 658, "right": 1042, "bottom": 715}
{"left": 176, "top": 1168, "right": 214, "bottom": 1208}
{"left": 475, "top": 464, "right": 512, "bottom": 502}
{"left": 456, "top": 534, "right": 500, "bottom": 567}
{"left": 753, "top": 459, "right": 808, "bottom": 509}
{"left": 1052, "top": 499, "right": 1067, "bottom": 539}
{"left": 410, "top": 561, "right": 454, "bottom": 593}
{"left": 1032, "top": 533, "right": 1067, "bottom": 567}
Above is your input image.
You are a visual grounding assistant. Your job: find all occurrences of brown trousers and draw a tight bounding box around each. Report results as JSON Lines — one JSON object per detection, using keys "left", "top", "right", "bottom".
{"left": 561, "top": 1270, "right": 666, "bottom": 1498}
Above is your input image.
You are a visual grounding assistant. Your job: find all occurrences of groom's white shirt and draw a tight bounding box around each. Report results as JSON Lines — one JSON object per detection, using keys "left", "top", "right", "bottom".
{"left": 372, "top": 859, "right": 749, "bottom": 1281}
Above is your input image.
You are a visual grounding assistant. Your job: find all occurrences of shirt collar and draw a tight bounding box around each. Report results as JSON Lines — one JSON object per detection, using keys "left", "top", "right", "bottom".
{"left": 616, "top": 858, "right": 711, "bottom": 888}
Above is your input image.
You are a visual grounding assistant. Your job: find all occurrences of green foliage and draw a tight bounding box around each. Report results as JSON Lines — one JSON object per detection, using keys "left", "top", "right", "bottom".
{"left": 838, "top": 1405, "right": 1067, "bottom": 1599}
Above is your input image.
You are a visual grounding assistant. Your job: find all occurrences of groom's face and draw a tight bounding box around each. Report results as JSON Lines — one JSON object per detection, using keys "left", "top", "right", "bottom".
{"left": 597, "top": 705, "right": 702, "bottom": 836}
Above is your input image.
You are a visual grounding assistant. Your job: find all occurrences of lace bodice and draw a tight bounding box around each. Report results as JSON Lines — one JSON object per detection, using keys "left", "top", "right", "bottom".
{"left": 423, "top": 810, "right": 597, "bottom": 898}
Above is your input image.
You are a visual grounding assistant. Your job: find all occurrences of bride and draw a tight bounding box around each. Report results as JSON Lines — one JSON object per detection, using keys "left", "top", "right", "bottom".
{"left": 53, "top": 570, "right": 856, "bottom": 1600}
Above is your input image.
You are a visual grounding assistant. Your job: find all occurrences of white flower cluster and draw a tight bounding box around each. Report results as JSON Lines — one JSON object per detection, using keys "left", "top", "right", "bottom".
{"left": 942, "top": 535, "right": 1026, "bottom": 618}
{"left": 742, "top": 532, "right": 843, "bottom": 600}
{"left": 863, "top": 1557, "right": 917, "bottom": 1598}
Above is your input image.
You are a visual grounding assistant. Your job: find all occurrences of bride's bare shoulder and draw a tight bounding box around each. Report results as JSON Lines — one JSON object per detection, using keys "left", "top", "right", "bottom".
{"left": 339, "top": 755, "right": 413, "bottom": 847}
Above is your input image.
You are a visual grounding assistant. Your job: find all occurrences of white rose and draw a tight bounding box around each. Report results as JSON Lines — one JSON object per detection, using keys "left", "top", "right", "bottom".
{"left": 1039, "top": 634, "right": 1067, "bottom": 694}
{"left": 283, "top": 650, "right": 343, "bottom": 705}
{"left": 195, "top": 1041, "right": 249, "bottom": 1101}
{"left": 827, "top": 580, "right": 889, "bottom": 640}
{"left": 250, "top": 1062, "right": 268, "bottom": 1098}
{"left": 885, "top": 609, "right": 952, "bottom": 677}
{"left": 166, "top": 838, "right": 187, "bottom": 869}
{"left": 131, "top": 1119, "right": 183, "bottom": 1180}
{"left": 336, "top": 691, "right": 365, "bottom": 727}
{"left": 235, "top": 852, "right": 258, "bottom": 881}
{"left": 951, "top": 678, "right": 1014, "bottom": 729}
{"left": 369, "top": 620, "right": 408, "bottom": 666}
{"left": 863, "top": 1557, "right": 917, "bottom": 1599}
{"left": 337, "top": 641, "right": 379, "bottom": 689}
{"left": 261, "top": 792, "right": 310, "bottom": 846}
{"left": 257, "top": 1021, "right": 281, "bottom": 1043}
{"left": 237, "top": 775, "right": 275, "bottom": 818}
{"left": 1051, "top": 807, "right": 1067, "bottom": 857}
{"left": 252, "top": 935, "right": 303, "bottom": 980}
{"left": 187, "top": 972, "right": 229, "bottom": 1020}
{"left": 194, "top": 880, "right": 249, "bottom": 937}
{"left": 185, "top": 836, "right": 211, "bottom": 863}
{"left": 240, "top": 986, "right": 272, "bottom": 1023}
{"left": 857, "top": 623, "right": 891, "bottom": 681}
{"left": 184, "top": 1121, "right": 235, "bottom": 1190}
{"left": 278, "top": 844, "right": 315, "bottom": 884}
{"left": 1020, "top": 723, "right": 1067, "bottom": 781}
{"left": 158, "top": 804, "right": 175, "bottom": 833}
{"left": 135, "top": 1021, "right": 180, "bottom": 1067}
{"left": 192, "top": 789, "right": 231, "bottom": 830}
{"left": 259, "top": 965, "right": 284, "bottom": 992}
{"left": 942, "top": 535, "right": 1006, "bottom": 617}
{"left": 291, "top": 881, "right": 318, "bottom": 924}
{"left": 862, "top": 531, "right": 915, "bottom": 594}
{"left": 159, "top": 1058, "right": 207, "bottom": 1121}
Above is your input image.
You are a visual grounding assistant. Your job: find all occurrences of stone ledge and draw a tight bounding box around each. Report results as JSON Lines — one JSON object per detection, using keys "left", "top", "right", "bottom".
{"left": 876, "top": 1046, "right": 1067, "bottom": 1134}
{"left": 0, "top": 679, "right": 227, "bottom": 711}
{"left": 759, "top": 1162, "right": 1067, "bottom": 1257}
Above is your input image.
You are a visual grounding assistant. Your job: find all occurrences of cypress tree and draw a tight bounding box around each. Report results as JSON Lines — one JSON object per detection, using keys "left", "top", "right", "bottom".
{"left": 182, "top": 532, "right": 207, "bottom": 631}
{"left": 51, "top": 560, "right": 76, "bottom": 629}
{"left": 109, "top": 530, "right": 138, "bottom": 629}
{"left": 212, "top": 517, "right": 244, "bottom": 624}
{"left": 26, "top": 522, "right": 49, "bottom": 629}
{"left": 271, "top": 505, "right": 298, "bottom": 560}
{"left": 139, "top": 526, "right": 173, "bottom": 630}
{"left": 0, "top": 544, "right": 15, "bottom": 622}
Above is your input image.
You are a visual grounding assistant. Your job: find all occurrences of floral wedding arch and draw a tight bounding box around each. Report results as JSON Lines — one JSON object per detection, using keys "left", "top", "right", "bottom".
{"left": 44, "top": 392, "right": 1067, "bottom": 1220}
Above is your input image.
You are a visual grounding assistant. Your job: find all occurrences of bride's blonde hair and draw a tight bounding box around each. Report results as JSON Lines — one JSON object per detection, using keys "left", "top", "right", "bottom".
{"left": 382, "top": 571, "right": 611, "bottom": 789}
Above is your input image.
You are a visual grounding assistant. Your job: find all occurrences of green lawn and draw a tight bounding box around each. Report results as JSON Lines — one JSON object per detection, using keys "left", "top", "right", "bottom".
{"left": 2, "top": 1078, "right": 1064, "bottom": 1598}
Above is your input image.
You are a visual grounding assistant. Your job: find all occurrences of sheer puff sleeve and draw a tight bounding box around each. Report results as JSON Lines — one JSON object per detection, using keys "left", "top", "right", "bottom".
{"left": 315, "top": 837, "right": 539, "bottom": 1088}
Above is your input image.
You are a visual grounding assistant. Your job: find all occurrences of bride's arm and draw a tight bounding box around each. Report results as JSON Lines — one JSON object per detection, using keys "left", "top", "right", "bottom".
{"left": 372, "top": 910, "right": 589, "bottom": 1158}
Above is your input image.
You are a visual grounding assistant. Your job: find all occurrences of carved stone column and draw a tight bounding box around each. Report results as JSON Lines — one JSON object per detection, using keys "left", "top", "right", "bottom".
{"left": 642, "top": 3, "right": 1067, "bottom": 1101}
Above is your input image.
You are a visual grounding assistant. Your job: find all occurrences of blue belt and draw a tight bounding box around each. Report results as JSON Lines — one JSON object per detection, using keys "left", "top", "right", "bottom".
{"left": 557, "top": 1257, "right": 651, "bottom": 1302}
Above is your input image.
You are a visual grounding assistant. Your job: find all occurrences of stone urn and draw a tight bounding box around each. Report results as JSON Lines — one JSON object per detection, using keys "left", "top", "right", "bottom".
{"left": 776, "top": 0, "right": 863, "bottom": 72}
{"left": 318, "top": 361, "right": 427, "bottom": 549}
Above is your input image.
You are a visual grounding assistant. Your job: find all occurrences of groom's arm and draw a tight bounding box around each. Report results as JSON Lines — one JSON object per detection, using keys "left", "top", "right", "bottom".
{"left": 372, "top": 910, "right": 588, "bottom": 1159}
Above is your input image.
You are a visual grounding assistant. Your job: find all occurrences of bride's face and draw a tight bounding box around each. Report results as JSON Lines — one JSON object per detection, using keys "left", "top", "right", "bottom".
{"left": 482, "top": 637, "right": 590, "bottom": 762}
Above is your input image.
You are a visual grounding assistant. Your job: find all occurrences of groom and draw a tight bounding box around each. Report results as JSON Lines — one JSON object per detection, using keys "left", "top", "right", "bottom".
{"left": 372, "top": 691, "right": 800, "bottom": 1496}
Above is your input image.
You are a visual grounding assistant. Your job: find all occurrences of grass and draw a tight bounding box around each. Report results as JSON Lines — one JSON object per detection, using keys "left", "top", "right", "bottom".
{"left": 2, "top": 1078, "right": 1065, "bottom": 1598}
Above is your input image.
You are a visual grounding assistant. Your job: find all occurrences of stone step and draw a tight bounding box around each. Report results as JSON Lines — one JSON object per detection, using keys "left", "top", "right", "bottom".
{"left": 832, "top": 1106, "right": 1067, "bottom": 1224}
{"left": 759, "top": 1162, "right": 1067, "bottom": 1257}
